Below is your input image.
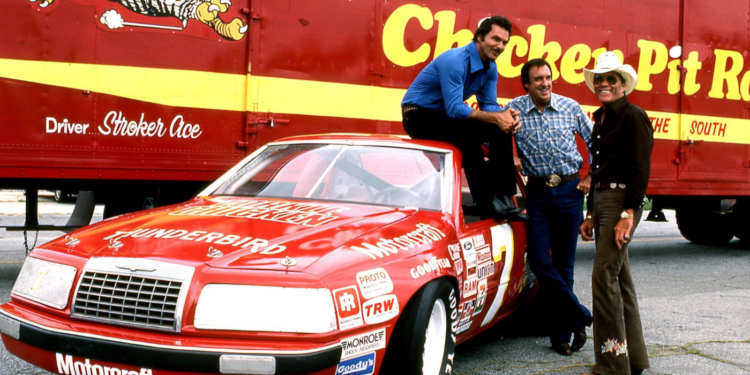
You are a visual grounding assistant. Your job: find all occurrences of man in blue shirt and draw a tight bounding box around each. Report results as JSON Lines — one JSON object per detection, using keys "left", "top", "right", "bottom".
{"left": 505, "top": 58, "right": 593, "bottom": 356}
{"left": 401, "top": 16, "right": 524, "bottom": 221}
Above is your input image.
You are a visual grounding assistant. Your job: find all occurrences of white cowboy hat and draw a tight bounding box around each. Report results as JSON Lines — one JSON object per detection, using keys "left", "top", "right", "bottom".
{"left": 583, "top": 51, "right": 638, "bottom": 95}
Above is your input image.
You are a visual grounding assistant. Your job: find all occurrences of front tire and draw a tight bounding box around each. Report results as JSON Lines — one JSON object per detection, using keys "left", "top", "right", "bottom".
{"left": 380, "top": 279, "right": 458, "bottom": 375}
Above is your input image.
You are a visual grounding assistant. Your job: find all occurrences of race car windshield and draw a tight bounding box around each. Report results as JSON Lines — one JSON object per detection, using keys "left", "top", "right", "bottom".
{"left": 212, "top": 144, "right": 446, "bottom": 211}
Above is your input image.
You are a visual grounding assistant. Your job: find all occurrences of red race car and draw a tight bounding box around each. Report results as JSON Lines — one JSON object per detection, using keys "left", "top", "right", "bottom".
{"left": 1, "top": 134, "right": 535, "bottom": 375}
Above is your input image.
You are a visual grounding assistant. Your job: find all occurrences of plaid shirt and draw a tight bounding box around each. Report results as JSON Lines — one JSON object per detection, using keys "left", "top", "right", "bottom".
{"left": 506, "top": 94, "right": 593, "bottom": 177}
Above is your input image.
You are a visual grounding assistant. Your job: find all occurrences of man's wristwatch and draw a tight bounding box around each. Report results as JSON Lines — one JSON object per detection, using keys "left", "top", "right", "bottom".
{"left": 620, "top": 211, "right": 634, "bottom": 219}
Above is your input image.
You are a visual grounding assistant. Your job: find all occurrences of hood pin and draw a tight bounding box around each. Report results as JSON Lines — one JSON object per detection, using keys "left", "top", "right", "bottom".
{"left": 281, "top": 256, "right": 297, "bottom": 267}
{"left": 207, "top": 247, "right": 224, "bottom": 258}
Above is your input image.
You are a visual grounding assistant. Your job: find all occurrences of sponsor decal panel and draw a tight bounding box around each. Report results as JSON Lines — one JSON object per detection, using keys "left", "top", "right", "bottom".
{"left": 475, "top": 247, "right": 492, "bottom": 264}
{"left": 460, "top": 238, "right": 474, "bottom": 255}
{"left": 409, "top": 257, "right": 452, "bottom": 279}
{"left": 448, "top": 243, "right": 461, "bottom": 260}
{"left": 341, "top": 328, "right": 387, "bottom": 359}
{"left": 473, "top": 279, "right": 488, "bottom": 316}
{"left": 56, "top": 353, "right": 152, "bottom": 375}
{"left": 336, "top": 352, "right": 376, "bottom": 375}
{"left": 351, "top": 224, "right": 446, "bottom": 260}
{"left": 456, "top": 321, "right": 472, "bottom": 335}
{"left": 453, "top": 259, "right": 463, "bottom": 275}
{"left": 356, "top": 268, "right": 394, "bottom": 299}
{"left": 333, "top": 286, "right": 364, "bottom": 331}
{"left": 362, "top": 294, "right": 399, "bottom": 324}
{"left": 473, "top": 234, "right": 485, "bottom": 247}
{"left": 459, "top": 300, "right": 475, "bottom": 325}
{"left": 477, "top": 260, "right": 495, "bottom": 280}
{"left": 463, "top": 277, "right": 478, "bottom": 298}
{"left": 170, "top": 200, "right": 347, "bottom": 227}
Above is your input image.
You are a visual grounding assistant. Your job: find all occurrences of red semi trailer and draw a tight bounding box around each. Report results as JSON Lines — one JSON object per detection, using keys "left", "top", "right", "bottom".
{"left": 1, "top": 0, "right": 749, "bottom": 244}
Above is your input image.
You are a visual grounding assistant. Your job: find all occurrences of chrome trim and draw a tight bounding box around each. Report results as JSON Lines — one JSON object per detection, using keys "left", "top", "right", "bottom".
{"left": 71, "top": 258, "right": 195, "bottom": 333}
{"left": 0, "top": 309, "right": 341, "bottom": 355}
{"left": 0, "top": 312, "right": 20, "bottom": 340}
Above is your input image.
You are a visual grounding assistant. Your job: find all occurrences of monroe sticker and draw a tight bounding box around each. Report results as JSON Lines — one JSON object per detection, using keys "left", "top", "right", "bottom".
{"left": 340, "top": 328, "right": 386, "bottom": 359}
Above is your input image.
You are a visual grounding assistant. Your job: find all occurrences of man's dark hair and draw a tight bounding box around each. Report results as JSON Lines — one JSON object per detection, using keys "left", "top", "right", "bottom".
{"left": 474, "top": 16, "right": 512, "bottom": 42}
{"left": 520, "top": 58, "right": 553, "bottom": 92}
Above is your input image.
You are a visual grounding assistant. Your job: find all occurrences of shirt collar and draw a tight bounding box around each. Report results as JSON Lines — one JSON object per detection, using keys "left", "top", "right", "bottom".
{"left": 593, "top": 95, "right": 629, "bottom": 122}
{"left": 520, "top": 93, "right": 559, "bottom": 114}
{"left": 467, "top": 43, "right": 488, "bottom": 73}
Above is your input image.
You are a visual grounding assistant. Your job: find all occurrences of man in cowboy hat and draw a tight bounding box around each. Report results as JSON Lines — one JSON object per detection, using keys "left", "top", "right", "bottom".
{"left": 401, "top": 16, "right": 525, "bottom": 221}
{"left": 504, "top": 58, "right": 594, "bottom": 356}
{"left": 579, "top": 51, "right": 653, "bottom": 375}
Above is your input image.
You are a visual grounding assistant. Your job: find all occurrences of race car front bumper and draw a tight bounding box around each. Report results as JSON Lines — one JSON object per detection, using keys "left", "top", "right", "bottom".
{"left": 0, "top": 309, "right": 341, "bottom": 375}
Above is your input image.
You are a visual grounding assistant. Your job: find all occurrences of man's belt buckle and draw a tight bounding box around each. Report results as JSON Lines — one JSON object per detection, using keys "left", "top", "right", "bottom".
{"left": 546, "top": 174, "right": 562, "bottom": 187}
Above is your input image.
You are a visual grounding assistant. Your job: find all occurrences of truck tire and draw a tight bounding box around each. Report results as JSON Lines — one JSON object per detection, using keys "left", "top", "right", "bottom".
{"left": 380, "top": 279, "right": 458, "bottom": 375}
{"left": 676, "top": 208, "right": 734, "bottom": 246}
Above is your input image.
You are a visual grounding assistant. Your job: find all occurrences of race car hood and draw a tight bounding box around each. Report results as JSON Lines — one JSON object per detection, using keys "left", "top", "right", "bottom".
{"left": 50, "top": 196, "right": 418, "bottom": 271}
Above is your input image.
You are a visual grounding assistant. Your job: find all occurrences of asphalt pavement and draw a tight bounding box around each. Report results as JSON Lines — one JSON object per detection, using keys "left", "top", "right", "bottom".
{"left": 0, "top": 191, "right": 748, "bottom": 375}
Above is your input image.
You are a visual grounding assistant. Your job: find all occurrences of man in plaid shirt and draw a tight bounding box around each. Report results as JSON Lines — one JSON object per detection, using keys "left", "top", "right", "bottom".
{"left": 504, "top": 58, "right": 594, "bottom": 357}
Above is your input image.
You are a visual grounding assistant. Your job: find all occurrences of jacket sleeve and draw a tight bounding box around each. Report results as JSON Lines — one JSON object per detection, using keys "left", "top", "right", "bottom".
{"left": 622, "top": 108, "right": 654, "bottom": 210}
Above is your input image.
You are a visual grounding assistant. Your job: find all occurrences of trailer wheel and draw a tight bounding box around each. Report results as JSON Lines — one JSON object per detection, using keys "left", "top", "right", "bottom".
{"left": 380, "top": 279, "right": 458, "bottom": 375}
{"left": 676, "top": 208, "right": 734, "bottom": 246}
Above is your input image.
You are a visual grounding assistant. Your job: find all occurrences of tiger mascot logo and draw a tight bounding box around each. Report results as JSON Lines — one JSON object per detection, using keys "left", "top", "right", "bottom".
{"left": 28, "top": 0, "right": 247, "bottom": 41}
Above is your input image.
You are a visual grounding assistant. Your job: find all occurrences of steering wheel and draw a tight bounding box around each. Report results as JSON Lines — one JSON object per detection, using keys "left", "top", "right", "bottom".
{"left": 372, "top": 186, "right": 422, "bottom": 206}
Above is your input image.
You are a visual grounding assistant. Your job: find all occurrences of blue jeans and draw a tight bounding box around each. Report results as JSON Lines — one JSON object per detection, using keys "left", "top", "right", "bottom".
{"left": 525, "top": 178, "right": 592, "bottom": 344}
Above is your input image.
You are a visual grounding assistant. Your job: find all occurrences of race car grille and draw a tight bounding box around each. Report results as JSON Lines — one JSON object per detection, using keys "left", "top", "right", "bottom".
{"left": 72, "top": 272, "right": 182, "bottom": 331}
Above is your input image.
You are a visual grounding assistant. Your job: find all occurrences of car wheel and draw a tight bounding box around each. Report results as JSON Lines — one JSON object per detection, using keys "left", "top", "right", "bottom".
{"left": 380, "top": 279, "right": 458, "bottom": 375}
{"left": 676, "top": 208, "right": 734, "bottom": 246}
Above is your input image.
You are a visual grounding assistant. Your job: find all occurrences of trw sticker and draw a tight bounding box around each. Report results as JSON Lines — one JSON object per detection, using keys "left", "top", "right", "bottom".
{"left": 362, "top": 294, "right": 399, "bottom": 324}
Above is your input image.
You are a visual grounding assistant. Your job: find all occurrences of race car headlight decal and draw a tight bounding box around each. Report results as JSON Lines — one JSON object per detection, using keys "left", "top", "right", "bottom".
{"left": 11, "top": 257, "right": 78, "bottom": 310}
{"left": 194, "top": 284, "right": 337, "bottom": 333}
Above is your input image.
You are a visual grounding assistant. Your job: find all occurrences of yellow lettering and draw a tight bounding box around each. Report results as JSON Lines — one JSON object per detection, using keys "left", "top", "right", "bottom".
{"left": 682, "top": 51, "right": 702, "bottom": 95}
{"left": 667, "top": 59, "right": 681, "bottom": 95}
{"left": 560, "top": 44, "right": 592, "bottom": 84}
{"left": 635, "top": 40, "right": 669, "bottom": 91}
{"left": 740, "top": 70, "right": 750, "bottom": 101}
{"left": 433, "top": 11, "right": 473, "bottom": 59}
{"left": 709, "top": 49, "right": 743, "bottom": 100}
{"left": 527, "top": 25, "right": 562, "bottom": 80}
{"left": 496, "top": 36, "right": 529, "bottom": 78}
{"left": 383, "top": 4, "right": 433, "bottom": 67}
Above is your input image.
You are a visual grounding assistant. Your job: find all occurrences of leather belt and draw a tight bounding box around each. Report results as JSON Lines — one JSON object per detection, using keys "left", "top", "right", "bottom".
{"left": 528, "top": 173, "right": 579, "bottom": 188}
{"left": 595, "top": 182, "right": 627, "bottom": 190}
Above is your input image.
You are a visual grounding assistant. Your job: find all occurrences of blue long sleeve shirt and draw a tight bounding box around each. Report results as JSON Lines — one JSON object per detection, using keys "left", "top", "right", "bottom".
{"left": 401, "top": 42, "right": 502, "bottom": 118}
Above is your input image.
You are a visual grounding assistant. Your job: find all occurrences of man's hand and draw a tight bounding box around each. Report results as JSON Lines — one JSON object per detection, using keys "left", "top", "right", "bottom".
{"left": 513, "top": 154, "right": 522, "bottom": 172}
{"left": 579, "top": 216, "right": 594, "bottom": 241}
{"left": 614, "top": 217, "right": 634, "bottom": 250}
{"left": 577, "top": 174, "right": 592, "bottom": 194}
{"left": 468, "top": 109, "right": 522, "bottom": 134}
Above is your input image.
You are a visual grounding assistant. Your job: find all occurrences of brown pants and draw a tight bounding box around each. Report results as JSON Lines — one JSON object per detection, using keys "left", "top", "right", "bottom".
{"left": 591, "top": 189, "right": 649, "bottom": 375}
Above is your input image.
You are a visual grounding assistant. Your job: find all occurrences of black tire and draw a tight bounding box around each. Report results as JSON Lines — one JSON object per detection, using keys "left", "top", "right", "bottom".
{"left": 380, "top": 279, "right": 458, "bottom": 375}
{"left": 676, "top": 208, "right": 734, "bottom": 246}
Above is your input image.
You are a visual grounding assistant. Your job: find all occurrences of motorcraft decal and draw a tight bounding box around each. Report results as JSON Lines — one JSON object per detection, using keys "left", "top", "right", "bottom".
{"left": 56, "top": 353, "right": 152, "bottom": 375}
{"left": 102, "top": 229, "right": 286, "bottom": 254}
{"left": 340, "top": 328, "right": 386, "bottom": 359}
{"left": 350, "top": 224, "right": 446, "bottom": 260}
{"left": 170, "top": 200, "right": 348, "bottom": 227}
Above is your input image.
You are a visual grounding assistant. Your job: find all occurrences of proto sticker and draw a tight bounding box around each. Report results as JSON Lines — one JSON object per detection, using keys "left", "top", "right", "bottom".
{"left": 336, "top": 352, "right": 376, "bottom": 375}
{"left": 341, "top": 328, "right": 386, "bottom": 359}
{"left": 362, "top": 294, "right": 399, "bottom": 324}
{"left": 356, "top": 268, "right": 394, "bottom": 299}
{"left": 473, "top": 279, "right": 488, "bottom": 316}
{"left": 333, "top": 286, "right": 364, "bottom": 331}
